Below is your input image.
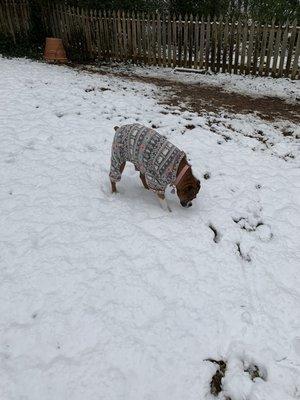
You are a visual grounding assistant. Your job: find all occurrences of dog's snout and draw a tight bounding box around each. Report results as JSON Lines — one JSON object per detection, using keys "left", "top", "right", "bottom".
{"left": 181, "top": 201, "right": 193, "bottom": 208}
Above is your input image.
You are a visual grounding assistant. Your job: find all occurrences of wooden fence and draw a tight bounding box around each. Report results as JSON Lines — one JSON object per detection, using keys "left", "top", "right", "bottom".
{"left": 0, "top": 0, "right": 31, "bottom": 42}
{"left": 1, "top": 1, "right": 299, "bottom": 79}
{"left": 43, "top": 6, "right": 300, "bottom": 79}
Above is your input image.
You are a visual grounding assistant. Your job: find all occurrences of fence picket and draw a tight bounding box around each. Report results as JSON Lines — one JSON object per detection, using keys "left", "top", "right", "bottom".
{"left": 216, "top": 15, "right": 223, "bottom": 72}
{"left": 264, "top": 19, "right": 275, "bottom": 75}
{"left": 291, "top": 30, "right": 300, "bottom": 79}
{"left": 188, "top": 13, "right": 194, "bottom": 68}
{"left": 271, "top": 24, "right": 282, "bottom": 77}
{"left": 258, "top": 22, "right": 268, "bottom": 75}
{"left": 205, "top": 16, "right": 211, "bottom": 70}
{"left": 172, "top": 14, "right": 177, "bottom": 67}
{"left": 194, "top": 15, "right": 199, "bottom": 69}
{"left": 222, "top": 17, "right": 229, "bottom": 72}
{"left": 240, "top": 19, "right": 248, "bottom": 74}
{"left": 234, "top": 18, "right": 241, "bottom": 74}
{"left": 167, "top": 14, "right": 172, "bottom": 67}
{"left": 227, "top": 19, "right": 235, "bottom": 73}
{"left": 246, "top": 20, "right": 254, "bottom": 74}
{"left": 136, "top": 12, "right": 142, "bottom": 62}
{"left": 285, "top": 20, "right": 298, "bottom": 77}
{"left": 156, "top": 13, "right": 161, "bottom": 66}
{"left": 162, "top": 15, "right": 167, "bottom": 66}
{"left": 178, "top": 14, "right": 183, "bottom": 67}
{"left": 183, "top": 14, "right": 189, "bottom": 67}
{"left": 278, "top": 20, "right": 290, "bottom": 77}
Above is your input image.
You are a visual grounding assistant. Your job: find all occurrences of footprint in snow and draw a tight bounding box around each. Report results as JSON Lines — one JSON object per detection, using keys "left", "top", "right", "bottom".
{"left": 236, "top": 242, "right": 251, "bottom": 262}
{"left": 208, "top": 223, "right": 221, "bottom": 243}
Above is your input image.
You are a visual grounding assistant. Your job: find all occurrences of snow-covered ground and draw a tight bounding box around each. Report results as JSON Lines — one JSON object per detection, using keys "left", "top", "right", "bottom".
{"left": 0, "top": 57, "right": 300, "bottom": 400}
{"left": 88, "top": 63, "right": 300, "bottom": 104}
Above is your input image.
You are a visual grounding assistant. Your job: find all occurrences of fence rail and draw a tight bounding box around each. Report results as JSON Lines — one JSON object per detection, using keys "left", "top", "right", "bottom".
{"left": 1, "top": 1, "right": 299, "bottom": 79}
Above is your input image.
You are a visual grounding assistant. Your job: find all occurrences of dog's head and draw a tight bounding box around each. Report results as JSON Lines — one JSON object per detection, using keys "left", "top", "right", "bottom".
{"left": 176, "top": 171, "right": 201, "bottom": 208}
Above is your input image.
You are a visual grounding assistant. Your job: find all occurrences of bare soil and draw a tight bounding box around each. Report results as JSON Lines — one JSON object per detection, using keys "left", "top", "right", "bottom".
{"left": 77, "top": 65, "right": 300, "bottom": 123}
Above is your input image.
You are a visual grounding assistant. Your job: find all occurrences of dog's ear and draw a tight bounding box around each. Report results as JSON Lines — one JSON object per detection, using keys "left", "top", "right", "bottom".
{"left": 114, "top": 126, "right": 119, "bottom": 131}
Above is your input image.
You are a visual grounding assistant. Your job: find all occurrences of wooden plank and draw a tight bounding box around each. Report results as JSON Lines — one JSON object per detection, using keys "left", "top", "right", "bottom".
{"left": 136, "top": 12, "right": 142, "bottom": 63}
{"left": 0, "top": 4, "right": 8, "bottom": 36}
{"left": 194, "top": 15, "right": 200, "bottom": 69}
{"left": 285, "top": 19, "right": 298, "bottom": 77}
{"left": 162, "top": 15, "right": 167, "bottom": 67}
{"left": 122, "top": 11, "right": 127, "bottom": 59}
{"left": 111, "top": 10, "right": 118, "bottom": 60}
{"left": 141, "top": 12, "right": 147, "bottom": 64}
{"left": 188, "top": 13, "right": 194, "bottom": 68}
{"left": 222, "top": 17, "right": 229, "bottom": 73}
{"left": 146, "top": 12, "right": 151, "bottom": 65}
{"left": 116, "top": 10, "right": 123, "bottom": 61}
{"left": 265, "top": 19, "right": 275, "bottom": 76}
{"left": 152, "top": 13, "right": 157, "bottom": 65}
{"left": 178, "top": 14, "right": 183, "bottom": 67}
{"left": 252, "top": 22, "right": 261, "bottom": 75}
{"left": 51, "top": 3, "right": 60, "bottom": 38}
{"left": 183, "top": 14, "right": 188, "bottom": 67}
{"left": 157, "top": 13, "right": 161, "bottom": 66}
{"left": 211, "top": 16, "right": 217, "bottom": 72}
{"left": 278, "top": 20, "right": 289, "bottom": 77}
{"left": 240, "top": 19, "right": 248, "bottom": 74}
{"left": 5, "top": 0, "right": 16, "bottom": 42}
{"left": 106, "top": 10, "right": 112, "bottom": 59}
{"left": 233, "top": 17, "right": 241, "bottom": 74}
{"left": 11, "top": 0, "right": 20, "bottom": 34}
{"left": 216, "top": 15, "right": 223, "bottom": 72}
{"left": 258, "top": 22, "right": 268, "bottom": 76}
{"left": 246, "top": 20, "right": 254, "bottom": 75}
{"left": 271, "top": 23, "right": 282, "bottom": 77}
{"left": 167, "top": 14, "right": 172, "bottom": 67}
{"left": 228, "top": 19, "right": 235, "bottom": 73}
{"left": 87, "top": 8, "right": 94, "bottom": 58}
{"left": 198, "top": 17, "right": 205, "bottom": 69}
{"left": 95, "top": 9, "right": 101, "bottom": 60}
{"left": 291, "top": 29, "right": 300, "bottom": 79}
{"left": 205, "top": 16, "right": 211, "bottom": 71}
{"left": 127, "top": 11, "right": 132, "bottom": 60}
{"left": 22, "top": 0, "right": 30, "bottom": 33}
{"left": 131, "top": 11, "right": 137, "bottom": 63}
{"left": 172, "top": 14, "right": 177, "bottom": 67}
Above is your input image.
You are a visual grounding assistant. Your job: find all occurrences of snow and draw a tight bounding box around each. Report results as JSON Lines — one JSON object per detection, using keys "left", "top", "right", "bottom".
{"left": 0, "top": 57, "right": 300, "bottom": 400}
{"left": 89, "top": 63, "right": 300, "bottom": 104}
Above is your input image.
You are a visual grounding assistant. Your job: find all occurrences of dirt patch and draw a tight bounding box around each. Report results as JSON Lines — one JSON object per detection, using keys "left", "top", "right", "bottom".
{"left": 77, "top": 64, "right": 300, "bottom": 123}
{"left": 205, "top": 359, "right": 230, "bottom": 398}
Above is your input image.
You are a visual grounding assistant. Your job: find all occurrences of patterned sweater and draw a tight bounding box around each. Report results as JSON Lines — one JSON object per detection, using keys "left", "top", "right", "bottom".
{"left": 109, "top": 124, "right": 185, "bottom": 194}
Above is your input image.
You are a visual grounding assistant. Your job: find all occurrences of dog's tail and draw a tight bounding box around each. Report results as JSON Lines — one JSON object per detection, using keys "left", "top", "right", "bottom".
{"left": 114, "top": 126, "right": 119, "bottom": 131}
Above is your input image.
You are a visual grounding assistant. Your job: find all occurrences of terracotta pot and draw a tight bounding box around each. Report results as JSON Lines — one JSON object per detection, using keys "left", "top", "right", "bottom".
{"left": 44, "top": 37, "right": 67, "bottom": 63}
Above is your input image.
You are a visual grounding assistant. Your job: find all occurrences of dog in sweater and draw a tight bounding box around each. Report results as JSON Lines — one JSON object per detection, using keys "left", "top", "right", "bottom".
{"left": 109, "top": 124, "right": 200, "bottom": 210}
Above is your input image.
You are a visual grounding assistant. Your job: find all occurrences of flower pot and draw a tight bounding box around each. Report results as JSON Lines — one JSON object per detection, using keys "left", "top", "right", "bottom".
{"left": 44, "top": 37, "right": 67, "bottom": 63}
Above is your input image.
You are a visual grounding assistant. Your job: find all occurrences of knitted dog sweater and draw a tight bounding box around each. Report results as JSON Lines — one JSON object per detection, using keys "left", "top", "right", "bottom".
{"left": 109, "top": 124, "right": 185, "bottom": 194}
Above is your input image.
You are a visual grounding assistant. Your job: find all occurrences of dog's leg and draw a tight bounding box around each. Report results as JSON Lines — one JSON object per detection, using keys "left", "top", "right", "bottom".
{"left": 111, "top": 181, "right": 117, "bottom": 193}
{"left": 157, "top": 193, "right": 172, "bottom": 212}
{"left": 139, "top": 173, "right": 149, "bottom": 190}
{"left": 110, "top": 162, "right": 126, "bottom": 193}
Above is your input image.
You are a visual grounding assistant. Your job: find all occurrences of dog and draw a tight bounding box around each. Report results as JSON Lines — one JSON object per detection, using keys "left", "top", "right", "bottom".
{"left": 109, "top": 124, "right": 200, "bottom": 210}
